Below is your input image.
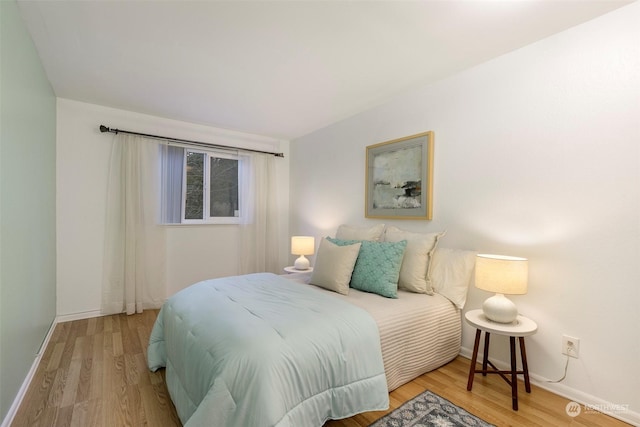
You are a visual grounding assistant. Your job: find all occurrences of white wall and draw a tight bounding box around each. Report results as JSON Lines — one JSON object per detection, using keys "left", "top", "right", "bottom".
{"left": 57, "top": 98, "right": 290, "bottom": 317}
{"left": 291, "top": 3, "right": 639, "bottom": 423}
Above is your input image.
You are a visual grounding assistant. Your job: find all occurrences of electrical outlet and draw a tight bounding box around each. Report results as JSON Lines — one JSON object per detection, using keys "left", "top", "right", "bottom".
{"left": 562, "top": 335, "right": 580, "bottom": 358}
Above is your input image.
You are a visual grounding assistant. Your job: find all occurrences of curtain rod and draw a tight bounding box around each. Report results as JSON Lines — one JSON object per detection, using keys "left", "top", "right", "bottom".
{"left": 99, "top": 125, "right": 284, "bottom": 158}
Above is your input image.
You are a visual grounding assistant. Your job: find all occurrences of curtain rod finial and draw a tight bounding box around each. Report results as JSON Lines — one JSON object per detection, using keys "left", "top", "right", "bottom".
{"left": 100, "top": 125, "right": 119, "bottom": 134}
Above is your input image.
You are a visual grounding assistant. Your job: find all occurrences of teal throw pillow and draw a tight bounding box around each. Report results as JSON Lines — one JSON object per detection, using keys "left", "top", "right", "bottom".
{"left": 327, "top": 237, "right": 407, "bottom": 299}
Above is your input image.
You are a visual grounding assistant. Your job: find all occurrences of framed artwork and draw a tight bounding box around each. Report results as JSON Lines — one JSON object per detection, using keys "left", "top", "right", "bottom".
{"left": 365, "top": 131, "right": 434, "bottom": 220}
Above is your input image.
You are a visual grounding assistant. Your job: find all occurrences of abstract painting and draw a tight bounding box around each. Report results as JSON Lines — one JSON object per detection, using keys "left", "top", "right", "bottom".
{"left": 366, "top": 131, "right": 433, "bottom": 220}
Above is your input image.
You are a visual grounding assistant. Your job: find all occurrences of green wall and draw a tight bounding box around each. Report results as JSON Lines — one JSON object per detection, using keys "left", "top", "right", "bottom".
{"left": 0, "top": 0, "right": 57, "bottom": 421}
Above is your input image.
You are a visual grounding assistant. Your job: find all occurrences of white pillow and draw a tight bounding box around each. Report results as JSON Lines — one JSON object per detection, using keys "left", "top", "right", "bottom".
{"left": 336, "top": 223, "right": 385, "bottom": 241}
{"left": 309, "top": 238, "right": 362, "bottom": 295}
{"left": 430, "top": 248, "right": 477, "bottom": 309}
{"left": 384, "top": 226, "right": 445, "bottom": 294}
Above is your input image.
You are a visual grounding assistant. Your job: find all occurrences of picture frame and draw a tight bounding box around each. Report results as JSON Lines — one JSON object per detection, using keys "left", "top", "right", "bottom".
{"left": 365, "top": 131, "right": 434, "bottom": 220}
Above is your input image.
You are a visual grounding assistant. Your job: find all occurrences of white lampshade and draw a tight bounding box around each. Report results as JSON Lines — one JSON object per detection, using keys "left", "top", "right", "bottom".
{"left": 291, "top": 236, "right": 315, "bottom": 270}
{"left": 475, "top": 254, "right": 528, "bottom": 323}
{"left": 476, "top": 254, "right": 528, "bottom": 294}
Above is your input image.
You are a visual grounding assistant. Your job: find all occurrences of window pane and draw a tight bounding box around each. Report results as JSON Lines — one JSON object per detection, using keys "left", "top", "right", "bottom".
{"left": 209, "top": 157, "right": 238, "bottom": 217}
{"left": 185, "top": 151, "right": 205, "bottom": 220}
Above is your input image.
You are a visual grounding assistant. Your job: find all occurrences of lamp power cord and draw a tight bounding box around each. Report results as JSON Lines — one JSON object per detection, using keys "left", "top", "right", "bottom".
{"left": 546, "top": 350, "right": 570, "bottom": 383}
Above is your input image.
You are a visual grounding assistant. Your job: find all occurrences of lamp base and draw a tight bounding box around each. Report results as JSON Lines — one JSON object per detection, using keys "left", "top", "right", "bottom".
{"left": 294, "top": 255, "right": 310, "bottom": 270}
{"left": 482, "top": 293, "right": 518, "bottom": 323}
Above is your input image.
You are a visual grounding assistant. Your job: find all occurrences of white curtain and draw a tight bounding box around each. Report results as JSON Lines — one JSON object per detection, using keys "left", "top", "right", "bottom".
{"left": 238, "top": 152, "right": 280, "bottom": 274}
{"left": 102, "top": 134, "right": 166, "bottom": 315}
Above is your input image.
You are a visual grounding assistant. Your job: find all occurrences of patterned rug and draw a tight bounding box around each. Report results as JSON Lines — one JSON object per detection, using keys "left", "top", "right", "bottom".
{"left": 369, "top": 390, "right": 495, "bottom": 427}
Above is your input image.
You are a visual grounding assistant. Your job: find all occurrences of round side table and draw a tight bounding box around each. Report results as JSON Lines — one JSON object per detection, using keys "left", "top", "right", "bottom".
{"left": 465, "top": 309, "right": 537, "bottom": 411}
{"left": 283, "top": 266, "right": 313, "bottom": 274}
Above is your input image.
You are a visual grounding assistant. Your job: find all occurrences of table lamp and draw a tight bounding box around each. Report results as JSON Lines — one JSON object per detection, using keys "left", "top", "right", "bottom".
{"left": 291, "top": 236, "right": 315, "bottom": 270}
{"left": 475, "top": 254, "right": 528, "bottom": 323}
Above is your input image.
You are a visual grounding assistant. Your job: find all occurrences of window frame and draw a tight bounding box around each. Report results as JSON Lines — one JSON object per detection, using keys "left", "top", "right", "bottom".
{"left": 180, "top": 148, "right": 242, "bottom": 225}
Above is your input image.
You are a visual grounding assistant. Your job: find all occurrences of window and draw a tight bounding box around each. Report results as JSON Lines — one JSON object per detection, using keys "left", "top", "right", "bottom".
{"left": 163, "top": 146, "right": 242, "bottom": 224}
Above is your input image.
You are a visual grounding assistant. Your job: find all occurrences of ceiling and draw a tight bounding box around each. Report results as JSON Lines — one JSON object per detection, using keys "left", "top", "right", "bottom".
{"left": 17, "top": 0, "right": 632, "bottom": 140}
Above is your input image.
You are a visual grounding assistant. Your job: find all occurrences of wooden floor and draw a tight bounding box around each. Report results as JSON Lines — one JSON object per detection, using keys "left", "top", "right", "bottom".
{"left": 11, "top": 311, "right": 630, "bottom": 427}
{"left": 11, "top": 310, "right": 181, "bottom": 427}
{"left": 324, "top": 359, "right": 631, "bottom": 427}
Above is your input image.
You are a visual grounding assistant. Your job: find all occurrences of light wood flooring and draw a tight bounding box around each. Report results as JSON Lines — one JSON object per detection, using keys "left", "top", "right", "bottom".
{"left": 11, "top": 311, "right": 630, "bottom": 427}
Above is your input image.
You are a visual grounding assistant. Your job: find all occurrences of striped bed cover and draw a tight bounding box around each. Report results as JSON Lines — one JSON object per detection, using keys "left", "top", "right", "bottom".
{"left": 285, "top": 273, "right": 461, "bottom": 391}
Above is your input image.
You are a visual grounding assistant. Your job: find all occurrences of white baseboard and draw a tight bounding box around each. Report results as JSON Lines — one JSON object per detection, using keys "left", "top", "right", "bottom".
{"left": 56, "top": 309, "right": 103, "bottom": 323}
{"left": 1, "top": 318, "right": 58, "bottom": 427}
{"left": 459, "top": 347, "right": 640, "bottom": 426}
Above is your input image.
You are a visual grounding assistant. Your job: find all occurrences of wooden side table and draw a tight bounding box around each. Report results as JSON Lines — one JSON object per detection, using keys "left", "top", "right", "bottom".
{"left": 465, "top": 309, "right": 537, "bottom": 411}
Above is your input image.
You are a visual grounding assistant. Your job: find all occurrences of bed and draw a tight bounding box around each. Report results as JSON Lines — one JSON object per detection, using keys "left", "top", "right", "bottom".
{"left": 148, "top": 226, "right": 476, "bottom": 427}
{"left": 285, "top": 271, "right": 462, "bottom": 392}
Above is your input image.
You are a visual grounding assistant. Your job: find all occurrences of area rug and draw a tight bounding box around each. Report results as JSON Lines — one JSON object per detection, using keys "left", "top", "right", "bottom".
{"left": 369, "top": 390, "right": 495, "bottom": 427}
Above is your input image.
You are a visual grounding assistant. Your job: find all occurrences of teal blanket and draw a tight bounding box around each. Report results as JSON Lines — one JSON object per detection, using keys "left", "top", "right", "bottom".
{"left": 148, "top": 273, "right": 389, "bottom": 426}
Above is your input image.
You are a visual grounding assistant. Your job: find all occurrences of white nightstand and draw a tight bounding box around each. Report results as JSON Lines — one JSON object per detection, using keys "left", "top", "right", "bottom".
{"left": 283, "top": 266, "right": 313, "bottom": 274}
{"left": 465, "top": 309, "right": 537, "bottom": 411}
